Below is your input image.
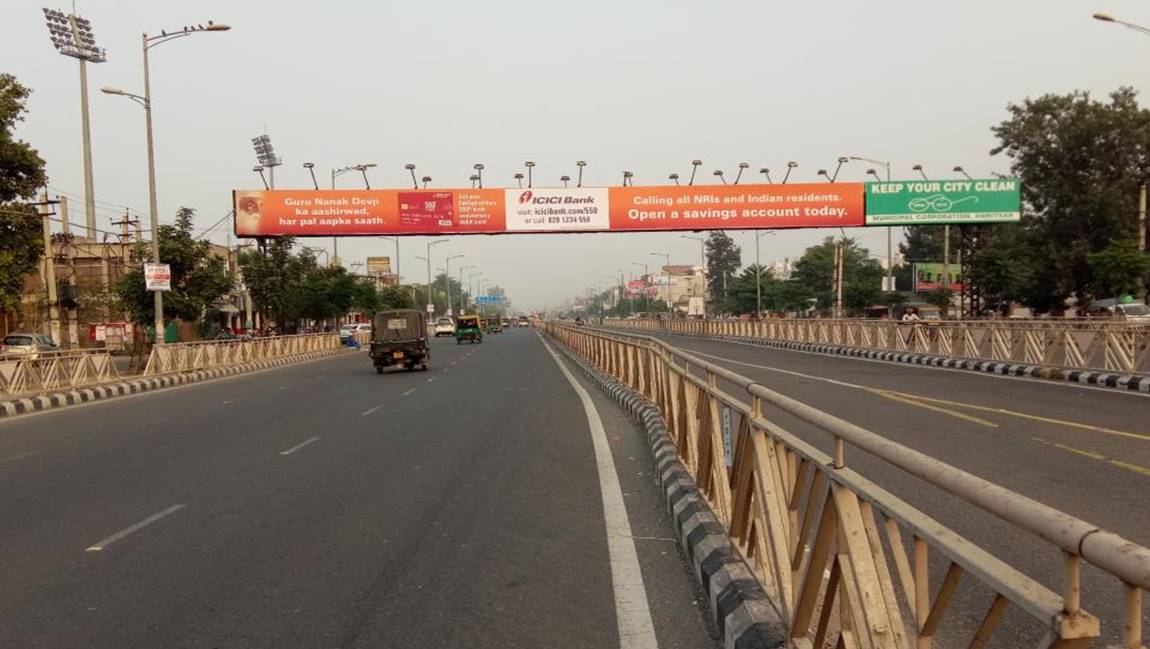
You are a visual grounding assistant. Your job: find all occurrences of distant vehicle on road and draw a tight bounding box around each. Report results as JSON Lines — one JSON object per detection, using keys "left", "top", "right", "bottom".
{"left": 501, "top": 318, "right": 510, "bottom": 328}
{"left": 517, "top": 315, "right": 530, "bottom": 327}
{"left": 455, "top": 315, "right": 483, "bottom": 344}
{"left": 370, "top": 309, "right": 429, "bottom": 373}
{"left": 1086, "top": 299, "right": 1150, "bottom": 322}
{"left": 1, "top": 333, "right": 59, "bottom": 360}
{"left": 488, "top": 319, "right": 504, "bottom": 334}
{"left": 434, "top": 317, "right": 456, "bottom": 337}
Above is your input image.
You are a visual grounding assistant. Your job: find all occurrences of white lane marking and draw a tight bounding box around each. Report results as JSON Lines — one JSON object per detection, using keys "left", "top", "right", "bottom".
{"left": 401, "top": 388, "right": 417, "bottom": 396}
{"left": 361, "top": 406, "right": 382, "bottom": 416}
{"left": 537, "top": 333, "right": 659, "bottom": 649}
{"left": 450, "top": 361, "right": 458, "bottom": 366}
{"left": 0, "top": 450, "right": 40, "bottom": 465}
{"left": 685, "top": 348, "right": 868, "bottom": 390}
{"left": 85, "top": 504, "right": 186, "bottom": 552}
{"left": 279, "top": 436, "right": 321, "bottom": 456}
{"left": 427, "top": 377, "right": 437, "bottom": 383}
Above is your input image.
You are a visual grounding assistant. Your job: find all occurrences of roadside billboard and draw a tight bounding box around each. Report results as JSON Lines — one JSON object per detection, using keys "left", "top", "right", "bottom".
{"left": 366, "top": 256, "right": 391, "bottom": 275}
{"left": 913, "top": 262, "right": 964, "bottom": 291}
{"left": 865, "top": 179, "right": 1021, "bottom": 225}
{"left": 233, "top": 182, "right": 865, "bottom": 236}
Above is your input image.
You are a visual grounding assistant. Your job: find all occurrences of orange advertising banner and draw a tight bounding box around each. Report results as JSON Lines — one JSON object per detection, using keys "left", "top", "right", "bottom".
{"left": 607, "top": 183, "right": 864, "bottom": 230}
{"left": 233, "top": 183, "right": 863, "bottom": 236}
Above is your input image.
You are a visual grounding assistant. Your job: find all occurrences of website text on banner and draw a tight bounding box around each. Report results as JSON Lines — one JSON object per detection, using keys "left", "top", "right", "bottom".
{"left": 232, "top": 183, "right": 866, "bottom": 237}
{"left": 865, "top": 179, "right": 1021, "bottom": 225}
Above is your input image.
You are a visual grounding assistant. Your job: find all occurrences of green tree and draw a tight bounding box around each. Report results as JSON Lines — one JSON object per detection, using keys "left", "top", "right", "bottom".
{"left": 705, "top": 231, "right": 741, "bottom": 311}
{"left": 0, "top": 74, "right": 47, "bottom": 312}
{"left": 964, "top": 224, "right": 1031, "bottom": 311}
{"left": 114, "top": 207, "right": 231, "bottom": 326}
{"left": 350, "top": 280, "right": 380, "bottom": 315}
{"left": 1088, "top": 238, "right": 1149, "bottom": 299}
{"left": 923, "top": 288, "right": 956, "bottom": 312}
{"left": 791, "top": 237, "right": 883, "bottom": 315}
{"left": 378, "top": 285, "right": 414, "bottom": 310}
{"left": 728, "top": 264, "right": 775, "bottom": 314}
{"left": 990, "top": 87, "right": 1150, "bottom": 308}
{"left": 899, "top": 226, "right": 944, "bottom": 265}
{"left": 298, "top": 265, "right": 357, "bottom": 322}
{"left": 239, "top": 237, "right": 312, "bottom": 329}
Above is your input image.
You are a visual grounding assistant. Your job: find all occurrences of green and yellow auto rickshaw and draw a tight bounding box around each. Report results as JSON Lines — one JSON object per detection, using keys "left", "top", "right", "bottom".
{"left": 455, "top": 314, "right": 483, "bottom": 344}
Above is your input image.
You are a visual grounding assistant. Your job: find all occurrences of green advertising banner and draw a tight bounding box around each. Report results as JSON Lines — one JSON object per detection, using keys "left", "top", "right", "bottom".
{"left": 865, "top": 179, "right": 1021, "bottom": 225}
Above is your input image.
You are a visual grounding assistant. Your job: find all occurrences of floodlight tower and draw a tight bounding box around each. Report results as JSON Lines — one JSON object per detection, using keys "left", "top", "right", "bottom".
{"left": 43, "top": 7, "right": 107, "bottom": 240}
{"left": 251, "top": 134, "right": 282, "bottom": 188}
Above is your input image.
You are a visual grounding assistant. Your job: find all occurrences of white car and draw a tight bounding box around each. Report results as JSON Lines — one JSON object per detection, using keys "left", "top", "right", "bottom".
{"left": 434, "top": 317, "right": 456, "bottom": 337}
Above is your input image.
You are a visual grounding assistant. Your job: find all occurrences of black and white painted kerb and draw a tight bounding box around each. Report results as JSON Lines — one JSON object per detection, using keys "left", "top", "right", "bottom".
{"left": 663, "top": 332, "right": 1150, "bottom": 394}
{"left": 551, "top": 338, "right": 786, "bottom": 649}
{"left": 0, "top": 349, "right": 347, "bottom": 419}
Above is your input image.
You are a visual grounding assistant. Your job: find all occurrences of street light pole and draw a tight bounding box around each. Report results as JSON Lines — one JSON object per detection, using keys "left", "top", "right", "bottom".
{"left": 379, "top": 236, "right": 400, "bottom": 282}
{"left": 459, "top": 265, "right": 475, "bottom": 313}
{"left": 753, "top": 230, "right": 775, "bottom": 316}
{"left": 631, "top": 261, "right": 648, "bottom": 312}
{"left": 445, "top": 254, "right": 465, "bottom": 315}
{"left": 425, "top": 238, "right": 448, "bottom": 315}
{"left": 650, "top": 252, "right": 670, "bottom": 313}
{"left": 1093, "top": 12, "right": 1150, "bottom": 36}
{"left": 330, "top": 162, "right": 376, "bottom": 266}
{"left": 849, "top": 156, "right": 894, "bottom": 293}
{"left": 125, "top": 21, "right": 231, "bottom": 344}
{"left": 782, "top": 161, "right": 798, "bottom": 184}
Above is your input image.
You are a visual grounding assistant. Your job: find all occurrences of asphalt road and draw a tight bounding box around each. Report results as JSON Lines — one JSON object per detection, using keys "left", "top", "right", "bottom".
{"left": 626, "top": 328, "right": 1150, "bottom": 647}
{"left": 0, "top": 328, "right": 717, "bottom": 649}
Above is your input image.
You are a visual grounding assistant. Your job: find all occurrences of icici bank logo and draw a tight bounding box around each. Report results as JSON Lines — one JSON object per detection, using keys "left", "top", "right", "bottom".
{"left": 518, "top": 191, "right": 533, "bottom": 204}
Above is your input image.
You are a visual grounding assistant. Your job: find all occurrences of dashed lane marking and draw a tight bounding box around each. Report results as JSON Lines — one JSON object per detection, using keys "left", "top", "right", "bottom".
{"left": 278, "top": 436, "right": 321, "bottom": 456}
{"left": 85, "top": 504, "right": 186, "bottom": 552}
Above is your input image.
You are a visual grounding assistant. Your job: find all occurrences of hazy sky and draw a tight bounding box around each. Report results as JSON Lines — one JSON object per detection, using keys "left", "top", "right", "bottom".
{"left": 5, "top": 0, "right": 1148, "bottom": 310}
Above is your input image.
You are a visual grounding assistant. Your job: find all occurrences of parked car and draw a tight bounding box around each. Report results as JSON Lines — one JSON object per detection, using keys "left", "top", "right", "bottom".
{"left": 434, "top": 317, "right": 456, "bottom": 337}
{"left": 1, "top": 333, "right": 59, "bottom": 360}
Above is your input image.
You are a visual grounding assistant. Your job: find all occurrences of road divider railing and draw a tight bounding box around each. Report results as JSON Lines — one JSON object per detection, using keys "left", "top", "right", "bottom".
{"left": 0, "top": 349, "right": 121, "bottom": 399}
{"left": 545, "top": 322, "right": 1150, "bottom": 649}
{"left": 611, "top": 318, "right": 1150, "bottom": 375}
{"left": 142, "top": 333, "right": 341, "bottom": 376}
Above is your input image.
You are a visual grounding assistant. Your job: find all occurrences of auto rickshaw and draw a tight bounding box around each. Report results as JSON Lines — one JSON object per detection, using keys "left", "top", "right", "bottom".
{"left": 455, "top": 314, "right": 483, "bottom": 344}
{"left": 370, "top": 309, "right": 430, "bottom": 373}
{"left": 488, "top": 318, "right": 504, "bottom": 334}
